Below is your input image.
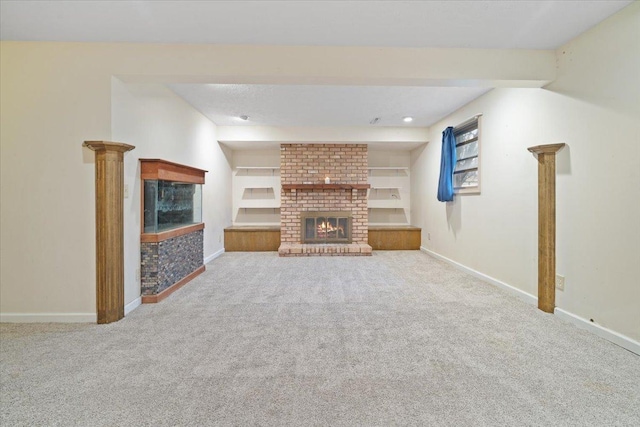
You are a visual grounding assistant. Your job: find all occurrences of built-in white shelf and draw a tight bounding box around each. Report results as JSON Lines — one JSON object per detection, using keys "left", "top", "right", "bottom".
{"left": 368, "top": 167, "right": 409, "bottom": 170}
{"left": 235, "top": 166, "right": 281, "bottom": 178}
{"left": 238, "top": 200, "right": 280, "bottom": 209}
{"left": 368, "top": 200, "right": 403, "bottom": 209}
{"left": 242, "top": 187, "right": 275, "bottom": 197}
{"left": 368, "top": 166, "right": 409, "bottom": 180}
{"left": 238, "top": 206, "right": 281, "bottom": 210}
{"left": 236, "top": 166, "right": 280, "bottom": 170}
{"left": 234, "top": 172, "right": 280, "bottom": 223}
{"left": 367, "top": 160, "right": 410, "bottom": 225}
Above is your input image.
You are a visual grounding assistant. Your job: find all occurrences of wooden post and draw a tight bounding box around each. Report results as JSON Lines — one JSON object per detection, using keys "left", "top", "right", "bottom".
{"left": 527, "top": 143, "right": 565, "bottom": 313}
{"left": 83, "top": 141, "right": 135, "bottom": 324}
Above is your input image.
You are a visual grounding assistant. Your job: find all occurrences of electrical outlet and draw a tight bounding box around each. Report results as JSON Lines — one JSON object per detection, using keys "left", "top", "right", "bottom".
{"left": 124, "top": 184, "right": 129, "bottom": 199}
{"left": 136, "top": 268, "right": 140, "bottom": 282}
{"left": 555, "top": 274, "right": 565, "bottom": 291}
{"left": 428, "top": 233, "right": 431, "bottom": 241}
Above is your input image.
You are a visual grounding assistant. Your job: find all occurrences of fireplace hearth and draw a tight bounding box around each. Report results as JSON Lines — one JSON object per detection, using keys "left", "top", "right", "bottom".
{"left": 301, "top": 211, "right": 352, "bottom": 243}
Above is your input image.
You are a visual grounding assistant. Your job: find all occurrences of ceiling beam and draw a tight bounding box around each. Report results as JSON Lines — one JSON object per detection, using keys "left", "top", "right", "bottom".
{"left": 113, "top": 44, "right": 555, "bottom": 88}
{"left": 217, "top": 126, "right": 429, "bottom": 151}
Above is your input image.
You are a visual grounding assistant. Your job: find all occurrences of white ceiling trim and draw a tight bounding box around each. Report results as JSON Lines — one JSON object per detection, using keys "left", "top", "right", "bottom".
{"left": 216, "top": 126, "right": 429, "bottom": 151}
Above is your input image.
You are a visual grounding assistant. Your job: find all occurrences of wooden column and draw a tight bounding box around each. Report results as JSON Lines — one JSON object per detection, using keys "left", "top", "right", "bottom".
{"left": 83, "top": 141, "right": 135, "bottom": 324}
{"left": 528, "top": 143, "right": 565, "bottom": 313}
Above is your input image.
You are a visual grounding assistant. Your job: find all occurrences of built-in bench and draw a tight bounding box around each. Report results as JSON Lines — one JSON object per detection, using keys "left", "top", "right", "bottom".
{"left": 224, "top": 225, "right": 421, "bottom": 252}
{"left": 224, "top": 226, "right": 281, "bottom": 252}
{"left": 368, "top": 225, "right": 421, "bottom": 250}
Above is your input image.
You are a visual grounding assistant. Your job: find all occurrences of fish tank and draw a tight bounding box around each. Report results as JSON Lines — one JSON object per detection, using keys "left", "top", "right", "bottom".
{"left": 143, "top": 180, "right": 202, "bottom": 233}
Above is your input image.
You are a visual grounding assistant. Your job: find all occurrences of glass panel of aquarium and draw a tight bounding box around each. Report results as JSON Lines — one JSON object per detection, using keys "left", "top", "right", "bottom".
{"left": 143, "top": 180, "right": 202, "bottom": 233}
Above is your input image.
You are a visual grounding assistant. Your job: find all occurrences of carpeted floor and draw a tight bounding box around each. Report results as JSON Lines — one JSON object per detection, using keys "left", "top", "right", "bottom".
{"left": 1, "top": 251, "right": 639, "bottom": 426}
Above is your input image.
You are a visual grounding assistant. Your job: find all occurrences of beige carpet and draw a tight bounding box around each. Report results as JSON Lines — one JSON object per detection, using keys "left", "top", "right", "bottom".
{"left": 1, "top": 251, "right": 639, "bottom": 426}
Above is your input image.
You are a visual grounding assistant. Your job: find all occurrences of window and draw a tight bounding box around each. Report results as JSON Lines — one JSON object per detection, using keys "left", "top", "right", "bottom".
{"left": 453, "top": 115, "right": 481, "bottom": 193}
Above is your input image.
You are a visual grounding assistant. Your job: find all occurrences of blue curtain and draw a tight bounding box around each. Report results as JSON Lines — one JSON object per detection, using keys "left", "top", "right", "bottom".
{"left": 437, "top": 126, "right": 456, "bottom": 202}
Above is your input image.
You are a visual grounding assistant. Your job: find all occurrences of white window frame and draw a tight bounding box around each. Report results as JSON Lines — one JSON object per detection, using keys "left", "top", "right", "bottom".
{"left": 453, "top": 115, "right": 482, "bottom": 194}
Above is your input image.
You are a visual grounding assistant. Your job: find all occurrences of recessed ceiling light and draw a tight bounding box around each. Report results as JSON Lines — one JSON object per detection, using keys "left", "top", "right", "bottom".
{"left": 239, "top": 115, "right": 249, "bottom": 121}
{"left": 403, "top": 116, "right": 413, "bottom": 123}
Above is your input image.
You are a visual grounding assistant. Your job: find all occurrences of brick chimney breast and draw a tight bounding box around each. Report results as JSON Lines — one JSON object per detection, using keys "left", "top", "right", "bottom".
{"left": 279, "top": 143, "right": 371, "bottom": 256}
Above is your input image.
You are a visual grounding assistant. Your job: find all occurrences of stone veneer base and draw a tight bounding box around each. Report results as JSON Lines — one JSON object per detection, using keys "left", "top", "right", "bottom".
{"left": 278, "top": 243, "right": 372, "bottom": 257}
{"left": 141, "top": 265, "right": 205, "bottom": 304}
{"left": 141, "top": 229, "right": 204, "bottom": 296}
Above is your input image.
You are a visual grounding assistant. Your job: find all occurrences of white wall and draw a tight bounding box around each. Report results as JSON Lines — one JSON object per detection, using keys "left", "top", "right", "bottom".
{"left": 0, "top": 43, "right": 112, "bottom": 320}
{"left": 112, "top": 81, "right": 232, "bottom": 306}
{"left": 411, "top": 4, "right": 640, "bottom": 342}
{"left": 0, "top": 42, "right": 239, "bottom": 320}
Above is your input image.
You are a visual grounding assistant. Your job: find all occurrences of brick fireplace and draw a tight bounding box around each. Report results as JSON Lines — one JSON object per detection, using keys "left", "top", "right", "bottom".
{"left": 278, "top": 143, "right": 372, "bottom": 256}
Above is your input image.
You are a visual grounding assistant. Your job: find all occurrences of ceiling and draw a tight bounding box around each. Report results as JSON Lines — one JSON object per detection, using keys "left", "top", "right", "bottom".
{"left": 1, "top": 0, "right": 632, "bottom": 133}
{"left": 0, "top": 1, "right": 631, "bottom": 49}
{"left": 169, "top": 84, "right": 490, "bottom": 127}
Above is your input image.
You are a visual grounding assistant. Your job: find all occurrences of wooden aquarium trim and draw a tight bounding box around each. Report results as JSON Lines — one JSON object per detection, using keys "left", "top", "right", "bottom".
{"left": 141, "top": 223, "right": 204, "bottom": 243}
{"left": 140, "top": 158, "right": 207, "bottom": 184}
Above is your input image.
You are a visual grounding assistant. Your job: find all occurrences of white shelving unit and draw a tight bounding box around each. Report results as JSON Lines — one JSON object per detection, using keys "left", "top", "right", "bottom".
{"left": 236, "top": 166, "right": 280, "bottom": 173}
{"left": 230, "top": 150, "right": 412, "bottom": 227}
{"left": 233, "top": 163, "right": 281, "bottom": 226}
{"left": 367, "top": 155, "right": 411, "bottom": 225}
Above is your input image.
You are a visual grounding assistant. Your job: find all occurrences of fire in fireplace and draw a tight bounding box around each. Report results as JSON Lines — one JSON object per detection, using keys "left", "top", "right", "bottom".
{"left": 301, "top": 211, "right": 352, "bottom": 243}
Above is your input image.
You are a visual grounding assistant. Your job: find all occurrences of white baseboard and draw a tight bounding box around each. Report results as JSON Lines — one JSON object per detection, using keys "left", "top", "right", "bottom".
{"left": 421, "top": 246, "right": 639, "bottom": 356}
{"left": 204, "top": 248, "right": 225, "bottom": 264}
{"left": 554, "top": 308, "right": 639, "bottom": 355}
{"left": 1, "top": 298, "right": 144, "bottom": 322}
{"left": 0, "top": 313, "right": 97, "bottom": 323}
{"left": 124, "top": 297, "right": 141, "bottom": 315}
{"left": 421, "top": 247, "right": 537, "bottom": 305}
